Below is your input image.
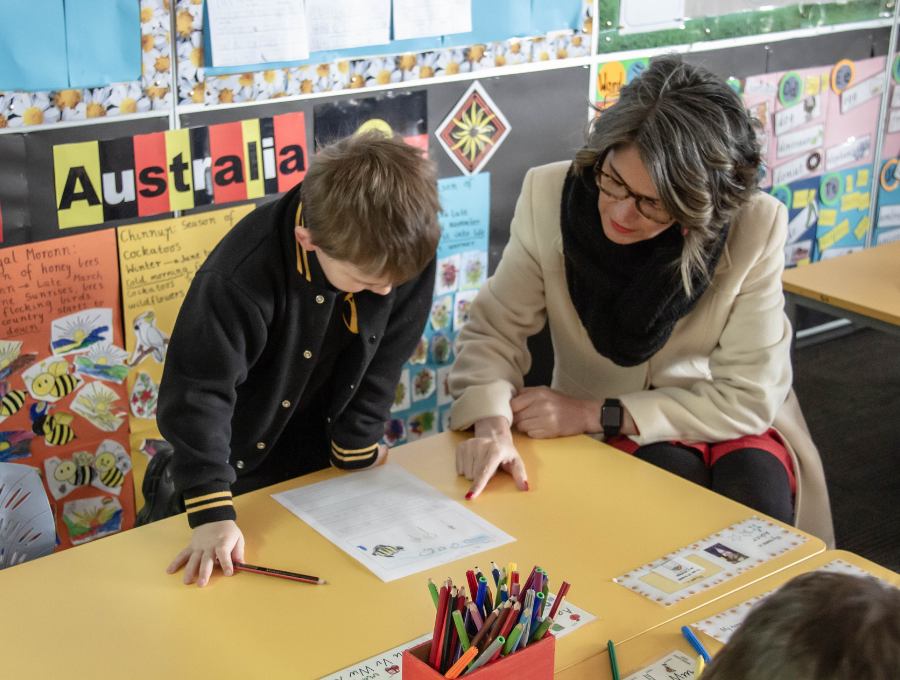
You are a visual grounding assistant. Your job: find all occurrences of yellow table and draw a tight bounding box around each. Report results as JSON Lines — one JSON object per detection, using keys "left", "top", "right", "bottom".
{"left": 556, "top": 550, "right": 899, "bottom": 679}
{"left": 782, "top": 239, "right": 900, "bottom": 336}
{"left": 2, "top": 432, "right": 824, "bottom": 678}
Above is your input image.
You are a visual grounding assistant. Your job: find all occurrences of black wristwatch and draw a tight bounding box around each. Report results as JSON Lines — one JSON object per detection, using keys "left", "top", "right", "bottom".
{"left": 600, "top": 398, "right": 623, "bottom": 439}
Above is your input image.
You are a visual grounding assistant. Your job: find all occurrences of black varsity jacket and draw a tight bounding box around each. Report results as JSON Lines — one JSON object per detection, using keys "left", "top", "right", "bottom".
{"left": 157, "top": 183, "right": 436, "bottom": 527}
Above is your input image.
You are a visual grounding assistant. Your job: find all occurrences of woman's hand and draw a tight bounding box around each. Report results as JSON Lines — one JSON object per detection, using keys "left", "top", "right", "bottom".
{"left": 511, "top": 386, "right": 602, "bottom": 439}
{"left": 455, "top": 416, "right": 529, "bottom": 499}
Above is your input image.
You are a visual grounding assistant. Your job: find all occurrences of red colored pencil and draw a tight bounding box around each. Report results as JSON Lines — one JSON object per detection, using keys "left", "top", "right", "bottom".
{"left": 466, "top": 570, "right": 478, "bottom": 598}
{"left": 511, "top": 570, "right": 519, "bottom": 587}
{"left": 429, "top": 584, "right": 449, "bottom": 669}
{"left": 522, "top": 566, "right": 538, "bottom": 592}
{"left": 232, "top": 563, "right": 325, "bottom": 584}
{"left": 498, "top": 602, "right": 520, "bottom": 641}
{"left": 548, "top": 581, "right": 571, "bottom": 621}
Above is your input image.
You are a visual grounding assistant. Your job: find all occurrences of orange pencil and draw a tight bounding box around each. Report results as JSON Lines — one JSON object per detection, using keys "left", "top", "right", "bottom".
{"left": 444, "top": 646, "right": 478, "bottom": 678}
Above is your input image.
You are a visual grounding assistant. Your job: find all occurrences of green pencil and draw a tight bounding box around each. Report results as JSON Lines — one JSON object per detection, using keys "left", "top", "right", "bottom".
{"left": 428, "top": 578, "right": 439, "bottom": 608}
{"left": 529, "top": 616, "right": 553, "bottom": 643}
{"left": 502, "top": 623, "right": 524, "bottom": 655}
{"left": 452, "top": 609, "right": 471, "bottom": 652}
{"left": 608, "top": 639, "right": 621, "bottom": 680}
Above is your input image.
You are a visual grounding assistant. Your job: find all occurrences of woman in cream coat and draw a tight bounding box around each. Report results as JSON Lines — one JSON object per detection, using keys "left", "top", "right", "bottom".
{"left": 449, "top": 56, "right": 834, "bottom": 546}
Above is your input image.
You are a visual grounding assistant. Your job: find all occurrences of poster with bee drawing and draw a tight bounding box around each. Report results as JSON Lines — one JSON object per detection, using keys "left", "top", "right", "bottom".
{"left": 0, "top": 229, "right": 134, "bottom": 550}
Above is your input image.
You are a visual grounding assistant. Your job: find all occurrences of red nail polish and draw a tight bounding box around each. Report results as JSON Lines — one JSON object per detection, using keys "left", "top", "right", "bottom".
{"left": 465, "top": 492, "right": 475, "bottom": 500}
{"left": 525, "top": 481, "right": 530, "bottom": 491}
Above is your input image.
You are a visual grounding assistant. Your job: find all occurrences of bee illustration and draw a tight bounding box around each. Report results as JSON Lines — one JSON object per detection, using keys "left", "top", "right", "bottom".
{"left": 53, "top": 452, "right": 93, "bottom": 487}
{"left": 371, "top": 544, "right": 404, "bottom": 558}
{"left": 93, "top": 451, "right": 124, "bottom": 489}
{"left": 31, "top": 361, "right": 78, "bottom": 399}
{"left": 32, "top": 411, "right": 76, "bottom": 446}
{"left": 0, "top": 384, "right": 27, "bottom": 417}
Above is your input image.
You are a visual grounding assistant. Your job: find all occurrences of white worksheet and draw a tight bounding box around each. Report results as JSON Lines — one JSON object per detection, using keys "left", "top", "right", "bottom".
{"left": 272, "top": 464, "right": 514, "bottom": 582}
{"left": 207, "top": 0, "right": 310, "bottom": 68}
{"left": 306, "top": 0, "right": 390, "bottom": 52}
{"left": 392, "top": 0, "right": 472, "bottom": 41}
{"left": 623, "top": 650, "right": 697, "bottom": 680}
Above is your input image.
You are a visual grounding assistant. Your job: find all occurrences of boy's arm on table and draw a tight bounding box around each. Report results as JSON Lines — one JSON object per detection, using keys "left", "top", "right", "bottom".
{"left": 158, "top": 271, "right": 269, "bottom": 585}
{"left": 329, "top": 258, "right": 437, "bottom": 469}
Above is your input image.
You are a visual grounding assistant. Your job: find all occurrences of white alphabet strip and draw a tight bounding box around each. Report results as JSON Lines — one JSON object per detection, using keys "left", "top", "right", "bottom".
{"left": 877, "top": 226, "right": 900, "bottom": 244}
{"left": 743, "top": 76, "right": 778, "bottom": 96}
{"left": 776, "top": 123, "right": 824, "bottom": 159}
{"left": 772, "top": 151, "right": 819, "bottom": 187}
{"left": 622, "top": 650, "right": 698, "bottom": 680}
{"left": 889, "top": 109, "right": 900, "bottom": 134}
{"left": 825, "top": 135, "right": 871, "bottom": 172}
{"left": 774, "top": 95, "right": 822, "bottom": 136}
{"left": 841, "top": 73, "right": 884, "bottom": 114}
{"left": 690, "top": 559, "right": 883, "bottom": 644}
{"left": 878, "top": 204, "right": 900, "bottom": 228}
{"left": 613, "top": 517, "right": 809, "bottom": 607}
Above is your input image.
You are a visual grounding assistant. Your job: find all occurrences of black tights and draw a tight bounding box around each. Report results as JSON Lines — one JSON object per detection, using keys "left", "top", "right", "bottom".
{"left": 633, "top": 442, "right": 795, "bottom": 525}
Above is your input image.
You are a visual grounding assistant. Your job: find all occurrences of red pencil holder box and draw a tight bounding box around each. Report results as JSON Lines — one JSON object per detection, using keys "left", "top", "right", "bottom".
{"left": 402, "top": 632, "right": 555, "bottom": 679}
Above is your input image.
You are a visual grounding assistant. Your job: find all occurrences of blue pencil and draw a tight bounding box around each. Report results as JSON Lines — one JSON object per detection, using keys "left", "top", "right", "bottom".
{"left": 476, "top": 576, "right": 488, "bottom": 614}
{"left": 531, "top": 592, "right": 545, "bottom": 626}
{"left": 681, "top": 625, "right": 712, "bottom": 663}
{"left": 490, "top": 562, "right": 501, "bottom": 588}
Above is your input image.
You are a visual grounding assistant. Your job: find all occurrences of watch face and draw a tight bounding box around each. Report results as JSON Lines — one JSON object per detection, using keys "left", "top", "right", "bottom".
{"left": 601, "top": 406, "right": 622, "bottom": 427}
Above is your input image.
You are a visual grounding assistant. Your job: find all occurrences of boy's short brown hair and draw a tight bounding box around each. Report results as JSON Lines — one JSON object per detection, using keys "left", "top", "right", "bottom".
{"left": 302, "top": 131, "right": 441, "bottom": 285}
{"left": 703, "top": 572, "right": 900, "bottom": 680}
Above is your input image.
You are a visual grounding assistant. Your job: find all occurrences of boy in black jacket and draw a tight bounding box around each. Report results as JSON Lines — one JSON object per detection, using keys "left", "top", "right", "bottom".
{"left": 159, "top": 132, "right": 441, "bottom": 587}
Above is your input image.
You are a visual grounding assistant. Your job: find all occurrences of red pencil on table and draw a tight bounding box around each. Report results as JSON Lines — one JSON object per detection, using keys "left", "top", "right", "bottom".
{"left": 232, "top": 564, "right": 326, "bottom": 584}
{"left": 548, "top": 581, "right": 571, "bottom": 621}
{"left": 429, "top": 583, "right": 449, "bottom": 669}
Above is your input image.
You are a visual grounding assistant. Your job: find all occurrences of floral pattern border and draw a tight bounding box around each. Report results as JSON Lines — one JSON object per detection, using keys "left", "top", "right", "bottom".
{"left": 0, "top": 0, "right": 591, "bottom": 126}
{"left": 0, "top": 0, "right": 173, "bottom": 130}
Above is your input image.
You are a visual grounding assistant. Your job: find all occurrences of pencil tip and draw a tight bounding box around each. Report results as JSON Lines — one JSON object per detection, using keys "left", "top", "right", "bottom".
{"left": 319, "top": 579, "right": 328, "bottom": 584}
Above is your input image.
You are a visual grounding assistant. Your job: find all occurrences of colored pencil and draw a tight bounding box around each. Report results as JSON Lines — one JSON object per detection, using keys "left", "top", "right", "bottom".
{"left": 428, "top": 578, "right": 440, "bottom": 608}
{"left": 465, "top": 636, "right": 505, "bottom": 674}
{"left": 548, "top": 581, "right": 571, "bottom": 620}
{"left": 608, "top": 640, "right": 620, "bottom": 680}
{"left": 681, "top": 626, "right": 711, "bottom": 663}
{"left": 466, "top": 570, "right": 478, "bottom": 599}
{"left": 444, "top": 647, "right": 478, "bottom": 679}
{"left": 476, "top": 576, "right": 488, "bottom": 613}
{"left": 521, "top": 566, "right": 538, "bottom": 592}
{"left": 484, "top": 585, "right": 494, "bottom": 614}
{"left": 500, "top": 583, "right": 509, "bottom": 603}
{"left": 466, "top": 601, "right": 483, "bottom": 630}
{"left": 490, "top": 561, "right": 500, "bottom": 587}
{"left": 529, "top": 613, "right": 555, "bottom": 643}
{"left": 498, "top": 602, "right": 520, "bottom": 642}
{"left": 430, "top": 584, "right": 450, "bottom": 668}
{"left": 468, "top": 609, "right": 498, "bottom": 651}
{"left": 438, "top": 587, "right": 458, "bottom": 672}
{"left": 531, "top": 592, "right": 545, "bottom": 626}
{"left": 232, "top": 564, "right": 325, "bottom": 584}
{"left": 541, "top": 581, "right": 550, "bottom": 616}
{"left": 452, "top": 610, "right": 471, "bottom": 653}
{"left": 502, "top": 623, "right": 524, "bottom": 655}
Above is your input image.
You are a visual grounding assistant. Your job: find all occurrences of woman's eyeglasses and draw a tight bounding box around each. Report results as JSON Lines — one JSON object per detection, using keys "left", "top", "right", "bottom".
{"left": 594, "top": 163, "right": 673, "bottom": 225}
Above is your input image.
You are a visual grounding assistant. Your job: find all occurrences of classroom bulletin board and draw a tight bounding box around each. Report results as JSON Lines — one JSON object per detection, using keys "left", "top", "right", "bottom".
{"left": 0, "top": 0, "right": 898, "bottom": 555}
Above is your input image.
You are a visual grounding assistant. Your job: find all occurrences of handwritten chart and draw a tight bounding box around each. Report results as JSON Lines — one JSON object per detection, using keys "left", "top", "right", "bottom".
{"left": 272, "top": 464, "right": 515, "bottom": 582}
{"left": 116, "top": 204, "right": 254, "bottom": 508}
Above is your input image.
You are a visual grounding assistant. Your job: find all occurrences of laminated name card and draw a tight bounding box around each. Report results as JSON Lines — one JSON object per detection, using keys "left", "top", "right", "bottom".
{"left": 614, "top": 518, "right": 809, "bottom": 606}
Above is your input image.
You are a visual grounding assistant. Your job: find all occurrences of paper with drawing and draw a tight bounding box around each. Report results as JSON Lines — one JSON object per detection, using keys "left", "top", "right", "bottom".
{"left": 272, "top": 464, "right": 514, "bottom": 582}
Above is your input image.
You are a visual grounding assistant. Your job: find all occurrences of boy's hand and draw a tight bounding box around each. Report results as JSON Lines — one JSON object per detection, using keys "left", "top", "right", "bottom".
{"left": 456, "top": 416, "right": 529, "bottom": 500}
{"left": 166, "top": 520, "right": 245, "bottom": 587}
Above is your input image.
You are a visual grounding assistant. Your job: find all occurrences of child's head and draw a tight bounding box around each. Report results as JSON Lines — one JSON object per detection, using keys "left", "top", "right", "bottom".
{"left": 702, "top": 572, "right": 900, "bottom": 680}
{"left": 298, "top": 131, "right": 441, "bottom": 294}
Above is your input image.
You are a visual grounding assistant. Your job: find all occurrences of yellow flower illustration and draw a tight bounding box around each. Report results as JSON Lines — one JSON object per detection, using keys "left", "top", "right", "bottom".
{"left": 449, "top": 101, "right": 496, "bottom": 164}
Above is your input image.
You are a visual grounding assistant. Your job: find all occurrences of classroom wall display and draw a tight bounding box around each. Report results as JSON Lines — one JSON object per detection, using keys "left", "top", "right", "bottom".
{"left": 596, "top": 0, "right": 891, "bottom": 54}
{"left": 116, "top": 204, "right": 254, "bottom": 509}
{"left": 0, "top": 0, "right": 172, "bottom": 130}
{"left": 180, "top": 1, "right": 592, "bottom": 107}
{"left": 435, "top": 81, "right": 511, "bottom": 176}
{"left": 873, "top": 54, "right": 900, "bottom": 246}
{"left": 51, "top": 112, "right": 307, "bottom": 230}
{"left": 594, "top": 57, "right": 649, "bottom": 107}
{"left": 738, "top": 57, "right": 884, "bottom": 264}
{"left": 314, "top": 91, "right": 428, "bottom": 151}
{"left": 385, "top": 174, "right": 490, "bottom": 447}
{"left": 0, "top": 229, "right": 134, "bottom": 550}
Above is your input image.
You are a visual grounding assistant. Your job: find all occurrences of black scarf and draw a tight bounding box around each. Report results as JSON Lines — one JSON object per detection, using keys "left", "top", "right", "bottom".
{"left": 559, "top": 163, "right": 728, "bottom": 367}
